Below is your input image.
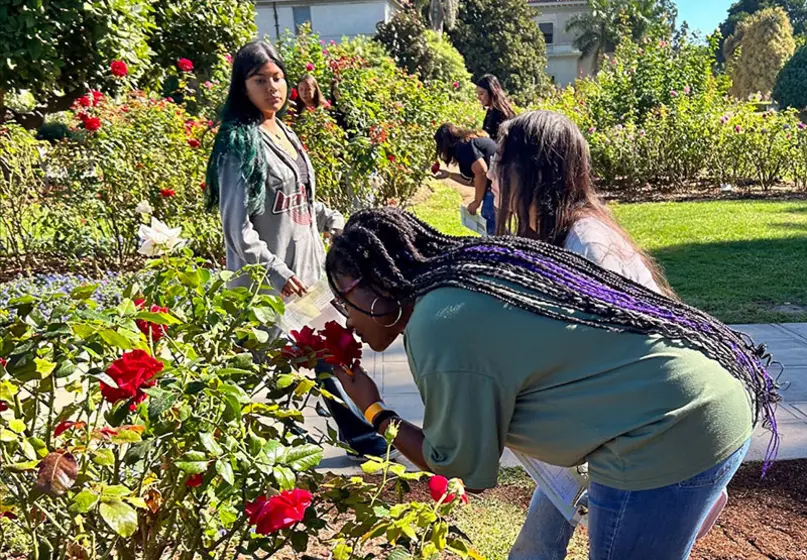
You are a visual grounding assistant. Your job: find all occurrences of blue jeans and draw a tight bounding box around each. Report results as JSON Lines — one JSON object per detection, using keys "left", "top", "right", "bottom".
{"left": 481, "top": 189, "right": 496, "bottom": 236}
{"left": 510, "top": 440, "right": 750, "bottom": 560}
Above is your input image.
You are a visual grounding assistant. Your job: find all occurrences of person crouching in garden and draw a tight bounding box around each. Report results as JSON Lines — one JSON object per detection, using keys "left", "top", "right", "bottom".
{"left": 434, "top": 123, "right": 497, "bottom": 235}
{"left": 204, "top": 39, "right": 392, "bottom": 460}
{"left": 324, "top": 206, "right": 778, "bottom": 559}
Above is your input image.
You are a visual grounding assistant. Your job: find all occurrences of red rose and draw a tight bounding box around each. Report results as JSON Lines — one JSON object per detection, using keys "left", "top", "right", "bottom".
{"left": 91, "top": 90, "right": 104, "bottom": 106}
{"left": 0, "top": 357, "right": 6, "bottom": 368}
{"left": 83, "top": 117, "right": 102, "bottom": 132}
{"left": 431, "top": 161, "right": 440, "bottom": 174}
{"left": 110, "top": 60, "right": 128, "bottom": 77}
{"left": 305, "top": 62, "right": 314, "bottom": 71}
{"left": 245, "top": 489, "right": 312, "bottom": 534}
{"left": 225, "top": 54, "right": 233, "bottom": 64}
{"left": 54, "top": 421, "right": 87, "bottom": 438}
{"left": 290, "top": 88, "right": 299, "bottom": 101}
{"left": 321, "top": 321, "right": 362, "bottom": 369}
{"left": 186, "top": 474, "right": 203, "bottom": 488}
{"left": 159, "top": 188, "right": 175, "bottom": 198}
{"left": 187, "top": 138, "right": 201, "bottom": 148}
{"left": 0, "top": 401, "right": 8, "bottom": 412}
{"left": 283, "top": 326, "right": 326, "bottom": 360}
{"left": 428, "top": 475, "right": 468, "bottom": 504}
{"left": 77, "top": 96, "right": 92, "bottom": 108}
{"left": 200, "top": 181, "right": 206, "bottom": 191}
{"left": 453, "top": 81, "right": 460, "bottom": 90}
{"left": 177, "top": 58, "right": 194, "bottom": 72}
{"left": 134, "top": 298, "right": 169, "bottom": 342}
{"left": 100, "top": 350, "right": 162, "bottom": 410}
{"left": 387, "top": 154, "right": 396, "bottom": 163}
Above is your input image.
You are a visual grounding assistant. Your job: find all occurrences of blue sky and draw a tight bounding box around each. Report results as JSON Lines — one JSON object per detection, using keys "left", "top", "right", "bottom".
{"left": 675, "top": 0, "right": 734, "bottom": 35}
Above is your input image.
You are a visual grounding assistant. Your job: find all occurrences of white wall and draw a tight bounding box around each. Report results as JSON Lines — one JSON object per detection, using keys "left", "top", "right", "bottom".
{"left": 258, "top": 1, "right": 390, "bottom": 43}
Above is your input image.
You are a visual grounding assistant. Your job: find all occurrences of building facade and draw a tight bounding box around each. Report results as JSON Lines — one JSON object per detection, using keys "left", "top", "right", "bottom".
{"left": 530, "top": 0, "right": 595, "bottom": 86}
{"left": 256, "top": 0, "right": 400, "bottom": 44}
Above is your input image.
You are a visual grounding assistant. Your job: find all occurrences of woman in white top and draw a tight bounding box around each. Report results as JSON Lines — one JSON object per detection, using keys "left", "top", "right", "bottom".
{"left": 488, "top": 110, "right": 724, "bottom": 559}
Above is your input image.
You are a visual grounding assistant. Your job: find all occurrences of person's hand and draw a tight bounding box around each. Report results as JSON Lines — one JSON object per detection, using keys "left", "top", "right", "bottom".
{"left": 281, "top": 276, "right": 307, "bottom": 298}
{"left": 467, "top": 199, "right": 481, "bottom": 215}
{"left": 332, "top": 364, "right": 382, "bottom": 413}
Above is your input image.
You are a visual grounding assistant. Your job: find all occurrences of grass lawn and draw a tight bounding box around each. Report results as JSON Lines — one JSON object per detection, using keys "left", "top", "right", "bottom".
{"left": 412, "top": 182, "right": 807, "bottom": 324}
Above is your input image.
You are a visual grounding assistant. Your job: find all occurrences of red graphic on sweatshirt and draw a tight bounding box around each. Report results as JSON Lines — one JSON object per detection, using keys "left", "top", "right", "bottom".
{"left": 272, "top": 186, "right": 312, "bottom": 226}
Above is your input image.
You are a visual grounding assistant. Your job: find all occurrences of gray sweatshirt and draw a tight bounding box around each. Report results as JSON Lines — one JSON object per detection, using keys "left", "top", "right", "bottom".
{"left": 219, "top": 121, "right": 344, "bottom": 292}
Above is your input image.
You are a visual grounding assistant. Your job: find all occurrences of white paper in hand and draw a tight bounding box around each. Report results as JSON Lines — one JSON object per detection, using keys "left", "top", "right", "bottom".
{"left": 278, "top": 276, "right": 347, "bottom": 334}
{"left": 460, "top": 205, "right": 488, "bottom": 237}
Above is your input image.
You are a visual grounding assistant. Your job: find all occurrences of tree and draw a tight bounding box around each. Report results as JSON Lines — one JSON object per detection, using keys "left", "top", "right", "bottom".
{"left": 718, "top": 0, "right": 807, "bottom": 63}
{"left": 566, "top": 0, "right": 677, "bottom": 73}
{"left": 725, "top": 7, "right": 796, "bottom": 99}
{"left": 773, "top": 42, "right": 807, "bottom": 108}
{"left": 428, "top": 0, "right": 459, "bottom": 32}
{"left": 449, "top": 0, "right": 549, "bottom": 101}
{"left": 0, "top": 0, "right": 153, "bottom": 127}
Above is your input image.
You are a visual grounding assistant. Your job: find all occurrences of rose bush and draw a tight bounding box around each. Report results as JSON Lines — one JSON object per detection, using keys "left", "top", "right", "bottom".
{"left": 0, "top": 241, "right": 478, "bottom": 559}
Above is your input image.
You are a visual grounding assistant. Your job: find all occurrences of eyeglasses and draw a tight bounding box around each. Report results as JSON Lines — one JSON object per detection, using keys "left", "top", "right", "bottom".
{"left": 330, "top": 276, "right": 362, "bottom": 318}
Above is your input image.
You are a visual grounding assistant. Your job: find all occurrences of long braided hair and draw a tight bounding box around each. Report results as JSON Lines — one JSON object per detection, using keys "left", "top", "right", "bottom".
{"left": 326, "top": 207, "right": 781, "bottom": 471}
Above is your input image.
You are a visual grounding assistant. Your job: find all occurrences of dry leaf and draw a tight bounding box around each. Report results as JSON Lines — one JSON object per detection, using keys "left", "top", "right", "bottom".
{"left": 36, "top": 451, "right": 78, "bottom": 496}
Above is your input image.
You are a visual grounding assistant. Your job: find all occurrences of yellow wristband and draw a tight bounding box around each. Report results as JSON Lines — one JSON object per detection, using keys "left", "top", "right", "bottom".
{"left": 363, "top": 401, "right": 386, "bottom": 425}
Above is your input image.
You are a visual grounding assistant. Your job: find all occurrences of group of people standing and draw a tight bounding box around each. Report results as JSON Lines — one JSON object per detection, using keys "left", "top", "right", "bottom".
{"left": 206, "top": 39, "right": 778, "bottom": 560}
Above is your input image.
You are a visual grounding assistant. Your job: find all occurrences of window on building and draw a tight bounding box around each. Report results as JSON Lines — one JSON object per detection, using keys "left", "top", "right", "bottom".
{"left": 293, "top": 6, "right": 311, "bottom": 34}
{"left": 539, "top": 22, "right": 554, "bottom": 45}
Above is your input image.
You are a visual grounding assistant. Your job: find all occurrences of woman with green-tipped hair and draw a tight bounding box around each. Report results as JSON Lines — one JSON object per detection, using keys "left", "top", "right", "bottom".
{"left": 204, "top": 40, "right": 393, "bottom": 459}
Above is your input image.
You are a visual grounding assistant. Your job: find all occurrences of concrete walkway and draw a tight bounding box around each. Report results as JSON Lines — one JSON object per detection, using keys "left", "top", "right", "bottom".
{"left": 313, "top": 323, "right": 807, "bottom": 473}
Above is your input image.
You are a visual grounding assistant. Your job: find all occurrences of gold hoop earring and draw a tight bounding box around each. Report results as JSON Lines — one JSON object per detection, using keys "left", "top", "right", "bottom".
{"left": 371, "top": 297, "right": 403, "bottom": 328}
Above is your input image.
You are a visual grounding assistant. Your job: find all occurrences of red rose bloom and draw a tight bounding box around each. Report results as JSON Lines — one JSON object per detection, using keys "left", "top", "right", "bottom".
{"left": 186, "top": 474, "right": 204, "bottom": 488}
{"left": 100, "top": 350, "right": 162, "bottom": 410}
{"left": 428, "top": 475, "right": 468, "bottom": 504}
{"left": 54, "top": 421, "right": 87, "bottom": 438}
{"left": 83, "top": 117, "right": 102, "bottom": 132}
{"left": 245, "top": 489, "right": 313, "bottom": 534}
{"left": 0, "top": 357, "right": 6, "bottom": 368}
{"left": 77, "top": 96, "right": 91, "bottom": 108}
{"left": 321, "top": 321, "right": 362, "bottom": 368}
{"left": 200, "top": 181, "right": 206, "bottom": 191}
{"left": 177, "top": 58, "right": 194, "bottom": 72}
{"left": 431, "top": 161, "right": 440, "bottom": 174}
{"left": 91, "top": 90, "right": 104, "bottom": 106}
{"left": 110, "top": 60, "right": 128, "bottom": 77}
{"left": 305, "top": 62, "right": 314, "bottom": 71}
{"left": 187, "top": 138, "right": 201, "bottom": 148}
{"left": 283, "top": 326, "right": 327, "bottom": 360}
{"left": 387, "top": 154, "right": 396, "bottom": 163}
{"left": 159, "top": 188, "right": 175, "bottom": 198}
{"left": 0, "top": 401, "right": 8, "bottom": 412}
{"left": 134, "top": 298, "right": 169, "bottom": 342}
{"left": 290, "top": 88, "right": 299, "bottom": 101}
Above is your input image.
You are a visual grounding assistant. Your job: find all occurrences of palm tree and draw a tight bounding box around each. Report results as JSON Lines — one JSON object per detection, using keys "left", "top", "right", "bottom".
{"left": 566, "top": 0, "right": 625, "bottom": 73}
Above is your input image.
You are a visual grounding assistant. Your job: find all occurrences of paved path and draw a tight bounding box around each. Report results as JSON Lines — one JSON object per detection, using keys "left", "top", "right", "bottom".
{"left": 313, "top": 323, "right": 807, "bottom": 474}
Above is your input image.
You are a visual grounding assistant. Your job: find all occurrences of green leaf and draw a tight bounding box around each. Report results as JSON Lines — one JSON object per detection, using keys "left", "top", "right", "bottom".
{"left": 21, "top": 438, "right": 36, "bottom": 461}
{"left": 253, "top": 306, "right": 275, "bottom": 324}
{"left": 117, "top": 299, "right": 137, "bottom": 316}
{"left": 101, "top": 485, "right": 132, "bottom": 499}
{"left": 8, "top": 460, "right": 39, "bottom": 472}
{"left": 275, "top": 374, "right": 295, "bottom": 390}
{"left": 252, "top": 328, "right": 269, "bottom": 343}
{"left": 273, "top": 466, "right": 295, "bottom": 490}
{"left": 70, "top": 490, "right": 100, "bottom": 514}
{"left": 262, "top": 440, "right": 285, "bottom": 466}
{"left": 361, "top": 460, "right": 384, "bottom": 474}
{"left": 99, "top": 329, "right": 134, "bottom": 350}
{"left": 221, "top": 394, "right": 242, "bottom": 422}
{"left": 71, "top": 324, "right": 97, "bottom": 340}
{"left": 175, "top": 461, "right": 208, "bottom": 474}
{"left": 0, "top": 429, "right": 18, "bottom": 442}
{"left": 99, "top": 500, "right": 138, "bottom": 537}
{"left": 34, "top": 358, "right": 56, "bottom": 379}
{"left": 125, "top": 497, "right": 148, "bottom": 510}
{"left": 293, "top": 378, "right": 316, "bottom": 397}
{"left": 216, "top": 458, "right": 235, "bottom": 485}
{"left": 0, "top": 380, "right": 19, "bottom": 402}
{"left": 8, "top": 419, "right": 26, "bottom": 434}
{"left": 431, "top": 521, "right": 448, "bottom": 550}
{"left": 387, "top": 548, "right": 413, "bottom": 560}
{"left": 111, "top": 429, "right": 142, "bottom": 444}
{"left": 218, "top": 382, "right": 249, "bottom": 404}
{"left": 93, "top": 449, "right": 115, "bottom": 466}
{"left": 71, "top": 284, "right": 99, "bottom": 301}
{"left": 200, "top": 432, "right": 223, "bottom": 456}
{"left": 136, "top": 311, "right": 181, "bottom": 325}
{"left": 145, "top": 388, "right": 178, "bottom": 420}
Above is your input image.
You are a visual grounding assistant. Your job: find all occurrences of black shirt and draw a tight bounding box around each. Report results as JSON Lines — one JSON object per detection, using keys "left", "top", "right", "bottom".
{"left": 455, "top": 137, "right": 498, "bottom": 180}
{"left": 482, "top": 108, "right": 507, "bottom": 140}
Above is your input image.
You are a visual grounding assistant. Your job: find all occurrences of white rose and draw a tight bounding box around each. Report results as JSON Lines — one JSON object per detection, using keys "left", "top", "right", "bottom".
{"left": 137, "top": 218, "right": 185, "bottom": 257}
{"left": 135, "top": 200, "right": 153, "bottom": 215}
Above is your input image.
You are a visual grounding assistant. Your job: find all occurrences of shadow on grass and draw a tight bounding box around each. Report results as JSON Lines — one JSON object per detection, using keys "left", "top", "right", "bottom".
{"left": 649, "top": 237, "right": 807, "bottom": 324}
